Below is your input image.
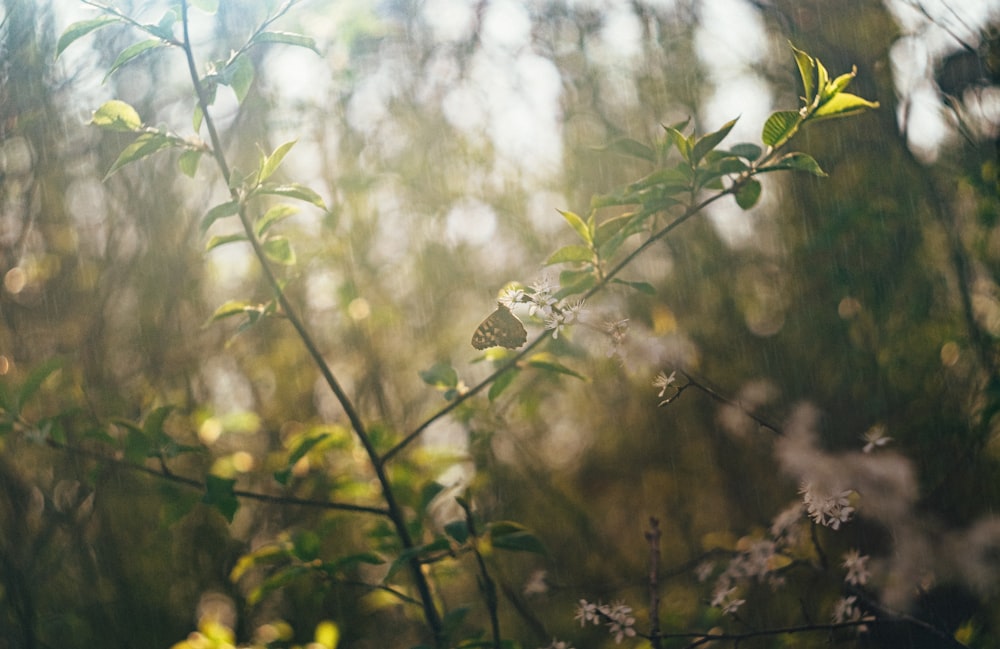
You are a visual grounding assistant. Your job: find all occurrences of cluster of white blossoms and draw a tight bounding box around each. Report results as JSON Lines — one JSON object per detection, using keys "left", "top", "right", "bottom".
{"left": 573, "top": 599, "right": 637, "bottom": 644}
{"left": 798, "top": 482, "right": 856, "bottom": 530}
{"left": 500, "top": 278, "right": 584, "bottom": 339}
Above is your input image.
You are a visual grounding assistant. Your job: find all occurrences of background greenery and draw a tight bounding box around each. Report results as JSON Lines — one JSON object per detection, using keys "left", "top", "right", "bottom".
{"left": 1, "top": 0, "right": 998, "bottom": 647}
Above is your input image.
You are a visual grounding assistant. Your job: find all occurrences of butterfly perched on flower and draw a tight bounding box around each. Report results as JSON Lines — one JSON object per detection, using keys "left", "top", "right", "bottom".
{"left": 471, "top": 303, "right": 527, "bottom": 350}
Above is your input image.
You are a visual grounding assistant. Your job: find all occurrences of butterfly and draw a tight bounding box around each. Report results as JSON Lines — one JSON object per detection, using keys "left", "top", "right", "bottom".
{"left": 471, "top": 303, "right": 527, "bottom": 350}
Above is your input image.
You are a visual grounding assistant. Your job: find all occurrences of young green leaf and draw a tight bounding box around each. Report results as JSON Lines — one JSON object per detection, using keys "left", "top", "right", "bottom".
{"left": 525, "top": 355, "right": 586, "bottom": 380}
{"left": 91, "top": 100, "right": 143, "bottom": 132}
{"left": 104, "top": 40, "right": 169, "bottom": 81}
{"left": 691, "top": 118, "right": 738, "bottom": 165}
{"left": 729, "top": 143, "right": 762, "bottom": 161}
{"left": 790, "top": 44, "right": 816, "bottom": 104}
{"left": 203, "top": 475, "right": 239, "bottom": 522}
{"left": 812, "top": 93, "right": 880, "bottom": 121}
{"left": 256, "top": 183, "right": 328, "bottom": 209}
{"left": 734, "top": 178, "right": 762, "bottom": 209}
{"left": 545, "top": 244, "right": 593, "bottom": 266}
{"left": 104, "top": 132, "right": 175, "bottom": 179}
{"left": 610, "top": 278, "right": 656, "bottom": 295}
{"left": 761, "top": 152, "right": 827, "bottom": 177}
{"left": 57, "top": 16, "right": 121, "bottom": 58}
{"left": 262, "top": 237, "right": 296, "bottom": 265}
{"left": 178, "top": 149, "right": 203, "bottom": 177}
{"left": 487, "top": 521, "right": 547, "bottom": 555}
{"left": 558, "top": 209, "right": 592, "bottom": 244}
{"left": 260, "top": 140, "right": 298, "bottom": 184}
{"left": 256, "top": 204, "right": 299, "bottom": 237}
{"left": 16, "top": 357, "right": 64, "bottom": 413}
{"left": 223, "top": 54, "right": 255, "bottom": 104}
{"left": 488, "top": 367, "right": 519, "bottom": 401}
{"left": 200, "top": 201, "right": 240, "bottom": 234}
{"left": 761, "top": 110, "right": 801, "bottom": 148}
{"left": 419, "top": 363, "right": 459, "bottom": 390}
{"left": 205, "top": 233, "right": 248, "bottom": 253}
{"left": 250, "top": 31, "right": 321, "bottom": 55}
{"left": 594, "top": 137, "right": 656, "bottom": 162}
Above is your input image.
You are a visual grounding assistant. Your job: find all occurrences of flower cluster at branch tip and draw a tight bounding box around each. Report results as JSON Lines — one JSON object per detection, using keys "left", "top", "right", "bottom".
{"left": 574, "top": 599, "right": 637, "bottom": 644}
{"left": 861, "top": 424, "right": 892, "bottom": 453}
{"left": 500, "top": 278, "right": 586, "bottom": 339}
{"left": 653, "top": 370, "right": 677, "bottom": 397}
{"left": 710, "top": 586, "right": 746, "bottom": 615}
{"left": 832, "top": 595, "right": 861, "bottom": 623}
{"left": 842, "top": 549, "right": 871, "bottom": 586}
{"left": 798, "top": 482, "right": 856, "bottom": 530}
{"left": 603, "top": 317, "right": 629, "bottom": 359}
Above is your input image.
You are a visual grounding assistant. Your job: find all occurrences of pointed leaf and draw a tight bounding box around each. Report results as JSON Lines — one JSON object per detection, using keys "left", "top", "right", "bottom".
{"left": 255, "top": 204, "right": 299, "bottom": 237}
{"left": 545, "top": 244, "right": 593, "bottom": 266}
{"left": 610, "top": 278, "right": 656, "bottom": 294}
{"left": 223, "top": 54, "right": 255, "bottom": 104}
{"left": 729, "top": 143, "right": 762, "bottom": 161}
{"left": 790, "top": 44, "right": 815, "bottom": 103}
{"left": 205, "top": 233, "right": 248, "bottom": 252}
{"left": 761, "top": 110, "right": 801, "bottom": 148}
{"left": 91, "top": 100, "right": 143, "bottom": 132}
{"left": 525, "top": 355, "right": 586, "bottom": 380}
{"left": 488, "top": 367, "right": 519, "bottom": 401}
{"left": 105, "top": 40, "right": 169, "bottom": 81}
{"left": 260, "top": 140, "right": 297, "bottom": 184}
{"left": 558, "top": 209, "right": 592, "bottom": 244}
{"left": 57, "top": 16, "right": 121, "bottom": 58}
{"left": 201, "top": 201, "right": 240, "bottom": 234}
{"left": 487, "top": 521, "right": 547, "bottom": 555}
{"left": 813, "top": 93, "right": 880, "bottom": 121}
{"left": 594, "top": 137, "right": 655, "bottom": 162}
{"left": 206, "top": 300, "right": 253, "bottom": 324}
{"left": 760, "top": 152, "right": 827, "bottom": 177}
{"left": 825, "top": 68, "right": 857, "bottom": 98}
{"left": 691, "top": 118, "right": 738, "bottom": 164}
{"left": 104, "top": 132, "right": 175, "bottom": 178}
{"left": 262, "top": 237, "right": 296, "bottom": 265}
{"left": 250, "top": 31, "right": 321, "bottom": 55}
{"left": 256, "top": 183, "right": 327, "bottom": 209}
{"left": 178, "top": 149, "right": 202, "bottom": 177}
{"left": 203, "top": 475, "right": 239, "bottom": 522}
{"left": 419, "top": 363, "right": 458, "bottom": 390}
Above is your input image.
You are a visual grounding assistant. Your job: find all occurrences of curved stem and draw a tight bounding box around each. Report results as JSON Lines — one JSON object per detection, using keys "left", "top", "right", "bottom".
{"left": 178, "top": 2, "right": 442, "bottom": 641}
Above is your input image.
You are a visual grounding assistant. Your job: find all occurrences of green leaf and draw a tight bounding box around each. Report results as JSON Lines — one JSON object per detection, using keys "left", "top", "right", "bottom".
{"left": 664, "top": 126, "right": 692, "bottom": 162}
{"left": 91, "top": 100, "right": 143, "bottom": 132}
{"left": 57, "top": 16, "right": 121, "bottom": 58}
{"left": 557, "top": 209, "right": 592, "bottom": 244}
{"left": 224, "top": 54, "right": 255, "bottom": 104}
{"left": 205, "top": 233, "right": 248, "bottom": 253}
{"left": 124, "top": 427, "right": 154, "bottom": 463}
{"left": 230, "top": 544, "right": 287, "bottom": 582}
{"left": 105, "top": 39, "right": 169, "bottom": 81}
{"left": 104, "top": 132, "right": 175, "bottom": 179}
{"left": 274, "top": 433, "right": 331, "bottom": 484}
{"left": 207, "top": 300, "right": 254, "bottom": 324}
{"left": 790, "top": 44, "right": 815, "bottom": 103}
{"left": 259, "top": 140, "right": 297, "bottom": 184}
{"left": 201, "top": 201, "right": 239, "bottom": 234}
{"left": 442, "top": 607, "right": 471, "bottom": 639}
{"left": 142, "top": 405, "right": 175, "bottom": 441}
{"left": 525, "top": 355, "right": 586, "bottom": 380}
{"left": 544, "top": 244, "right": 593, "bottom": 266}
{"left": 554, "top": 271, "right": 596, "bottom": 300}
{"left": 178, "top": 149, "right": 202, "bottom": 177}
{"left": 443, "top": 520, "right": 469, "bottom": 544}
{"left": 825, "top": 68, "right": 856, "bottom": 98}
{"left": 610, "top": 278, "right": 656, "bottom": 294}
{"left": 734, "top": 178, "right": 762, "bottom": 209}
{"left": 487, "top": 521, "right": 547, "bottom": 555}
{"left": 256, "top": 183, "right": 327, "bottom": 210}
{"left": 419, "top": 363, "right": 458, "bottom": 390}
{"left": 203, "top": 475, "right": 239, "bottom": 522}
{"left": 293, "top": 531, "right": 321, "bottom": 561}
{"left": 191, "top": 0, "right": 219, "bottom": 12}
{"left": 761, "top": 110, "right": 801, "bottom": 148}
{"left": 488, "top": 368, "right": 519, "bottom": 401}
{"left": 255, "top": 204, "right": 299, "bottom": 237}
{"left": 760, "top": 152, "right": 827, "bottom": 177}
{"left": 16, "top": 357, "right": 64, "bottom": 412}
{"left": 262, "top": 237, "right": 296, "bottom": 265}
{"left": 691, "top": 118, "right": 738, "bottom": 164}
{"left": 812, "top": 93, "right": 880, "bottom": 121}
{"left": 728, "top": 143, "right": 762, "bottom": 161}
{"left": 250, "top": 31, "right": 321, "bottom": 55}
{"left": 594, "top": 137, "right": 655, "bottom": 162}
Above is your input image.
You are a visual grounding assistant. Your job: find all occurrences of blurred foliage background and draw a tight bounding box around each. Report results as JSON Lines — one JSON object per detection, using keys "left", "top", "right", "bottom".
{"left": 1, "top": 0, "right": 999, "bottom": 647}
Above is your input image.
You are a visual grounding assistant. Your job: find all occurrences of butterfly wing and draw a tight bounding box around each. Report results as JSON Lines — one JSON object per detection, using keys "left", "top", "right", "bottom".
{"left": 471, "top": 304, "right": 527, "bottom": 350}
